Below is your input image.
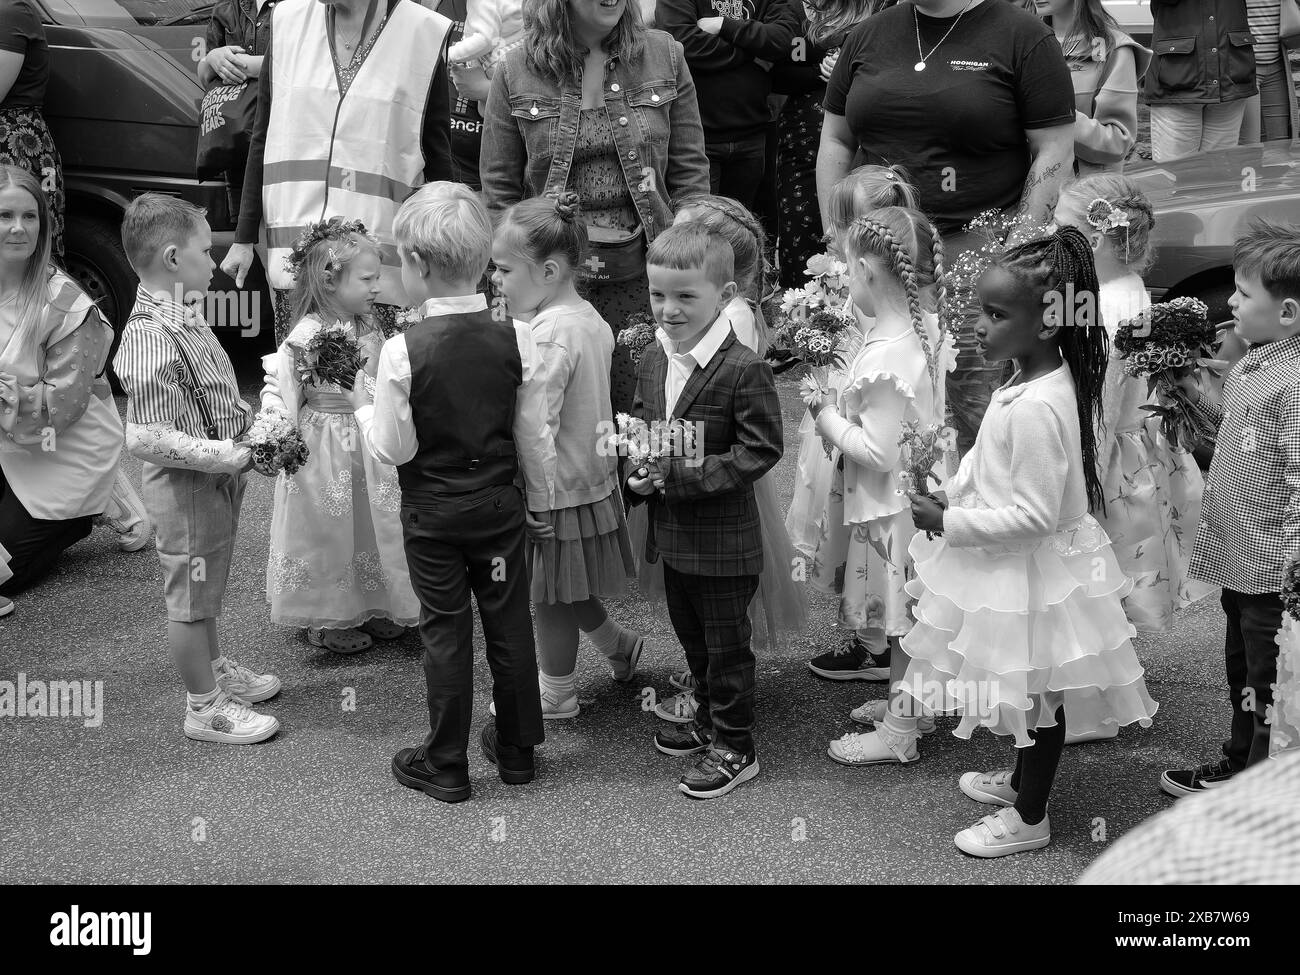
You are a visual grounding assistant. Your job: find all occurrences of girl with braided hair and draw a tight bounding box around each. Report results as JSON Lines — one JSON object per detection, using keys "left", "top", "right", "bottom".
{"left": 900, "top": 225, "right": 1157, "bottom": 856}
{"left": 806, "top": 206, "right": 956, "bottom": 766}
{"left": 1053, "top": 176, "right": 1211, "bottom": 665}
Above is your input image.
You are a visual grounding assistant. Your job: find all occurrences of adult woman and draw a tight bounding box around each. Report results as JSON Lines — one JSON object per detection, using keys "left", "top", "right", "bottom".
{"left": 817, "top": 0, "right": 1076, "bottom": 455}
{"left": 0, "top": 167, "right": 121, "bottom": 603}
{"left": 772, "top": 0, "right": 889, "bottom": 288}
{"left": 1035, "top": 0, "right": 1152, "bottom": 174}
{"left": 1239, "top": 0, "right": 1296, "bottom": 143}
{"left": 480, "top": 0, "right": 711, "bottom": 414}
{"left": 199, "top": 0, "right": 280, "bottom": 222}
{"left": 0, "top": 0, "right": 65, "bottom": 261}
{"left": 1144, "top": 0, "right": 1257, "bottom": 162}
{"left": 221, "top": 0, "right": 455, "bottom": 344}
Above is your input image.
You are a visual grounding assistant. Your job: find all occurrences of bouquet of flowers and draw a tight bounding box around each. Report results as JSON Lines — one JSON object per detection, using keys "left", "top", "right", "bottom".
{"left": 775, "top": 310, "right": 853, "bottom": 395}
{"left": 248, "top": 405, "right": 310, "bottom": 476}
{"left": 616, "top": 312, "right": 658, "bottom": 368}
{"left": 896, "top": 421, "right": 957, "bottom": 539}
{"left": 1113, "top": 296, "right": 1219, "bottom": 452}
{"left": 766, "top": 253, "right": 853, "bottom": 375}
{"left": 613, "top": 412, "right": 696, "bottom": 481}
{"left": 1270, "top": 555, "right": 1300, "bottom": 755}
{"left": 292, "top": 320, "right": 369, "bottom": 391}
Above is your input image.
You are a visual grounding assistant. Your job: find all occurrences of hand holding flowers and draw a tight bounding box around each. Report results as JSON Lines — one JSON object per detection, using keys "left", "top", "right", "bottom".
{"left": 247, "top": 405, "right": 310, "bottom": 476}
{"left": 897, "top": 421, "right": 956, "bottom": 538}
{"left": 292, "top": 320, "right": 369, "bottom": 391}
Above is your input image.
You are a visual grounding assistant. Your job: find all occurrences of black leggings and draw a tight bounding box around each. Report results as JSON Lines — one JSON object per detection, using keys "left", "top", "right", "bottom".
{"left": 0, "top": 465, "right": 94, "bottom": 597}
{"left": 1009, "top": 705, "right": 1066, "bottom": 826}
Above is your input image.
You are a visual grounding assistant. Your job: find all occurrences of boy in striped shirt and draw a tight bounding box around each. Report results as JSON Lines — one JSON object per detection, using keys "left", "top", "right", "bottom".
{"left": 113, "top": 193, "right": 282, "bottom": 745}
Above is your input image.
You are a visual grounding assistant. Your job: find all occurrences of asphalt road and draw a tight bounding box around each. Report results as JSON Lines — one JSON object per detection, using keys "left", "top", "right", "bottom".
{"left": 0, "top": 370, "right": 1228, "bottom": 884}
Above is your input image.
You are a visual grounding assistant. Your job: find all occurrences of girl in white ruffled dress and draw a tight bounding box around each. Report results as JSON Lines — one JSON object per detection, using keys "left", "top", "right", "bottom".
{"left": 901, "top": 227, "right": 1158, "bottom": 857}
{"left": 807, "top": 206, "right": 956, "bottom": 766}
{"left": 1054, "top": 175, "right": 1211, "bottom": 648}
{"left": 261, "top": 222, "right": 417, "bottom": 654}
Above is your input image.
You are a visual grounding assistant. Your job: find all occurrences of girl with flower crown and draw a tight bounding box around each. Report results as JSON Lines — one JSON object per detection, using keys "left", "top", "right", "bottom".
{"left": 259, "top": 217, "right": 417, "bottom": 654}
{"left": 1053, "top": 176, "right": 1211, "bottom": 687}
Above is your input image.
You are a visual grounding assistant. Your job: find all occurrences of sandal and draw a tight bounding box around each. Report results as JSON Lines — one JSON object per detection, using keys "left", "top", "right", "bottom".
{"left": 306, "top": 627, "right": 373, "bottom": 655}
{"left": 359, "top": 618, "right": 407, "bottom": 641}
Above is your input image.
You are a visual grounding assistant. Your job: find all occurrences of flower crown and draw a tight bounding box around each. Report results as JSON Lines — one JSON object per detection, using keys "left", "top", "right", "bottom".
{"left": 284, "top": 217, "right": 378, "bottom": 280}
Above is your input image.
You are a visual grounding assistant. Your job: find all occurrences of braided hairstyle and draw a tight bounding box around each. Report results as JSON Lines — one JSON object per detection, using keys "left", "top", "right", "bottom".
{"left": 842, "top": 206, "right": 946, "bottom": 397}
{"left": 498, "top": 190, "right": 589, "bottom": 273}
{"left": 1057, "top": 174, "right": 1156, "bottom": 273}
{"left": 995, "top": 225, "right": 1110, "bottom": 515}
{"left": 675, "top": 194, "right": 771, "bottom": 353}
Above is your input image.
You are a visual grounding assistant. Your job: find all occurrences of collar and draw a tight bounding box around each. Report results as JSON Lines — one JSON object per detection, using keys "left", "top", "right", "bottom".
{"left": 1240, "top": 333, "right": 1300, "bottom": 373}
{"left": 994, "top": 361, "right": 1067, "bottom": 404}
{"left": 417, "top": 293, "right": 488, "bottom": 319}
{"left": 138, "top": 285, "right": 203, "bottom": 329}
{"left": 657, "top": 311, "right": 732, "bottom": 366}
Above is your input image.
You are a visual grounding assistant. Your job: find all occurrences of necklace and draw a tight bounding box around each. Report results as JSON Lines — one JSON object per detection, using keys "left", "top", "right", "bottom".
{"left": 913, "top": 0, "right": 975, "bottom": 72}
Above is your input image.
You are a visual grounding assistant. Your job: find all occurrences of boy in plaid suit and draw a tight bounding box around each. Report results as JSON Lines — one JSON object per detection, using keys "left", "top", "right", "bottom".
{"left": 1161, "top": 219, "right": 1300, "bottom": 797}
{"left": 626, "top": 222, "right": 782, "bottom": 799}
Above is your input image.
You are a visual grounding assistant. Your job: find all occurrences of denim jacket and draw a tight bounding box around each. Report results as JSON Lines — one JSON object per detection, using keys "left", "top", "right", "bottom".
{"left": 480, "top": 28, "right": 710, "bottom": 241}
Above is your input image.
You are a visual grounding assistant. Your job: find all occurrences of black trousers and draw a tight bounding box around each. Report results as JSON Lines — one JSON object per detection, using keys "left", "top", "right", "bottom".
{"left": 663, "top": 563, "right": 759, "bottom": 755}
{"left": 0, "top": 463, "right": 93, "bottom": 597}
{"left": 400, "top": 483, "right": 544, "bottom": 775}
{"left": 1220, "top": 588, "right": 1283, "bottom": 771}
{"left": 705, "top": 133, "right": 768, "bottom": 212}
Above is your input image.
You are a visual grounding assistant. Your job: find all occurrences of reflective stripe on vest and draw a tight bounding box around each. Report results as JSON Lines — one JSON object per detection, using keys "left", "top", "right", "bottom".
{"left": 263, "top": 0, "right": 449, "bottom": 302}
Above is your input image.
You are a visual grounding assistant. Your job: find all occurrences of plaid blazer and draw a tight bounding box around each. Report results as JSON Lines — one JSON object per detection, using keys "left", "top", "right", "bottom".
{"left": 626, "top": 329, "right": 783, "bottom": 577}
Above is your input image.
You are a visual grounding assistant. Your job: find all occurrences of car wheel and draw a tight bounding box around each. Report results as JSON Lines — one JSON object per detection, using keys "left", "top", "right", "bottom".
{"left": 63, "top": 213, "right": 138, "bottom": 388}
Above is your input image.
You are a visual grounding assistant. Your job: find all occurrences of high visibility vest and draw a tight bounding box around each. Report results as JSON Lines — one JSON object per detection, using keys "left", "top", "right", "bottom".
{"left": 263, "top": 0, "right": 450, "bottom": 304}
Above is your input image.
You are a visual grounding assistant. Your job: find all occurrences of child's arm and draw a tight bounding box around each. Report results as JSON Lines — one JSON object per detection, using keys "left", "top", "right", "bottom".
{"left": 113, "top": 325, "right": 249, "bottom": 474}
{"left": 1281, "top": 381, "right": 1300, "bottom": 564}
{"left": 353, "top": 335, "right": 419, "bottom": 467}
{"left": 656, "top": 0, "right": 747, "bottom": 71}
{"left": 814, "top": 374, "right": 909, "bottom": 473}
{"left": 0, "top": 306, "right": 112, "bottom": 445}
{"left": 943, "top": 399, "right": 1068, "bottom": 548}
{"left": 1074, "top": 46, "right": 1140, "bottom": 167}
{"left": 717, "top": 0, "right": 803, "bottom": 62}
{"left": 532, "top": 335, "right": 572, "bottom": 469}
{"left": 662, "top": 359, "right": 782, "bottom": 500}
{"left": 512, "top": 322, "right": 558, "bottom": 513}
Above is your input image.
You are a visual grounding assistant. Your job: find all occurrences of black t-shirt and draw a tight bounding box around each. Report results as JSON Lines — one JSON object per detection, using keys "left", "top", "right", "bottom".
{"left": 441, "top": 0, "right": 483, "bottom": 191}
{"left": 824, "top": 0, "right": 1073, "bottom": 234}
{"left": 0, "top": 0, "right": 50, "bottom": 109}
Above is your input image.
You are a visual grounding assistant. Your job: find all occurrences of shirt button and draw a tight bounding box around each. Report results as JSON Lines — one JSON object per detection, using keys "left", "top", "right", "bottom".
{"left": 627, "top": 150, "right": 636, "bottom": 159}
{"left": 1211, "top": 47, "right": 1217, "bottom": 53}
{"left": 618, "top": 116, "right": 628, "bottom": 126}
{"left": 610, "top": 83, "right": 620, "bottom": 92}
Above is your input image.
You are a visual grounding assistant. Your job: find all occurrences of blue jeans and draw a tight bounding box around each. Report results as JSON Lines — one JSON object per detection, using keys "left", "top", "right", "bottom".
{"left": 705, "top": 133, "right": 767, "bottom": 211}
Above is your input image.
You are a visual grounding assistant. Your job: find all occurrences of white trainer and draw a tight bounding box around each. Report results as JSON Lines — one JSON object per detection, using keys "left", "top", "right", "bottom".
{"left": 849, "top": 699, "right": 937, "bottom": 735}
{"left": 954, "top": 807, "right": 1050, "bottom": 857}
{"left": 490, "top": 679, "right": 579, "bottom": 719}
{"left": 654, "top": 691, "right": 698, "bottom": 724}
{"left": 184, "top": 691, "right": 279, "bottom": 744}
{"left": 827, "top": 728, "right": 919, "bottom": 766}
{"left": 959, "top": 769, "right": 1018, "bottom": 806}
{"left": 214, "top": 657, "right": 281, "bottom": 704}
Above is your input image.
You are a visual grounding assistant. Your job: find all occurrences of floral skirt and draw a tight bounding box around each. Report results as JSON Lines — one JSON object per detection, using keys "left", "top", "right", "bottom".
{"left": 528, "top": 488, "right": 636, "bottom": 605}
{"left": 0, "top": 107, "right": 65, "bottom": 259}
{"left": 900, "top": 506, "right": 1158, "bottom": 747}
{"left": 267, "top": 408, "right": 418, "bottom": 629}
{"left": 776, "top": 89, "right": 824, "bottom": 289}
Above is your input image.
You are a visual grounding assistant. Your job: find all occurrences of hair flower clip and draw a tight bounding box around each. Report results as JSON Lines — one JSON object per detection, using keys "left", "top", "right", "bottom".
{"left": 1086, "top": 197, "right": 1131, "bottom": 233}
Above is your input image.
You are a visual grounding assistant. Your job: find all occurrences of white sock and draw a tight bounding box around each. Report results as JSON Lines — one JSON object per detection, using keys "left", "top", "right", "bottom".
{"left": 586, "top": 618, "right": 623, "bottom": 657}
{"left": 539, "top": 669, "right": 577, "bottom": 702}
{"left": 187, "top": 687, "right": 221, "bottom": 711}
{"left": 882, "top": 706, "right": 919, "bottom": 737}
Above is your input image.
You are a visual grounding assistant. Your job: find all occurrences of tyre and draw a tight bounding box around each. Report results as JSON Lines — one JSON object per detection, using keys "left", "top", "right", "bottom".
{"left": 63, "top": 212, "right": 137, "bottom": 388}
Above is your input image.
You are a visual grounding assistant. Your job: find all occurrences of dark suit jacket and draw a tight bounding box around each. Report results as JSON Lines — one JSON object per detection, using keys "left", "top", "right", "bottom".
{"left": 626, "top": 328, "right": 783, "bottom": 577}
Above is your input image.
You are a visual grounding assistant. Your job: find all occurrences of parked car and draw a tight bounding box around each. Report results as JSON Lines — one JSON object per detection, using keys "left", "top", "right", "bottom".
{"left": 35, "top": 0, "right": 271, "bottom": 373}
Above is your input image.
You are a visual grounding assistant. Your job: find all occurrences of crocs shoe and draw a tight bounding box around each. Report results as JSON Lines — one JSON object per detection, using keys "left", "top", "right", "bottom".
{"left": 954, "top": 808, "right": 1050, "bottom": 857}
{"left": 184, "top": 691, "right": 279, "bottom": 744}
{"left": 958, "top": 769, "right": 1017, "bottom": 807}
{"left": 827, "top": 728, "right": 918, "bottom": 766}
{"left": 654, "top": 691, "right": 697, "bottom": 724}
{"left": 214, "top": 656, "right": 281, "bottom": 704}
{"left": 306, "top": 627, "right": 373, "bottom": 655}
{"left": 849, "top": 699, "right": 936, "bottom": 735}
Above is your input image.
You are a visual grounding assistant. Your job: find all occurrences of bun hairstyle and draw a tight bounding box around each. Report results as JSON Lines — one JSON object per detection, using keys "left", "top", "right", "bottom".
{"left": 1058, "top": 174, "right": 1156, "bottom": 273}
{"left": 995, "top": 226, "right": 1109, "bottom": 515}
{"left": 674, "top": 194, "right": 771, "bottom": 352}
{"left": 841, "top": 206, "right": 946, "bottom": 395}
{"left": 498, "top": 191, "right": 589, "bottom": 272}
{"left": 826, "top": 164, "right": 920, "bottom": 242}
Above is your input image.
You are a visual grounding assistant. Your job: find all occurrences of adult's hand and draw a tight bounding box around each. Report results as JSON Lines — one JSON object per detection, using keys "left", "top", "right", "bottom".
{"left": 206, "top": 46, "right": 248, "bottom": 85}
{"left": 221, "top": 243, "right": 255, "bottom": 288}
{"left": 819, "top": 49, "right": 840, "bottom": 82}
{"left": 449, "top": 62, "right": 491, "bottom": 103}
{"left": 697, "top": 16, "right": 724, "bottom": 34}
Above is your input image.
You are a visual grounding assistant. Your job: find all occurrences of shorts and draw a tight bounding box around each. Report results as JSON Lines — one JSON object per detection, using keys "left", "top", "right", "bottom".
{"left": 141, "top": 464, "right": 246, "bottom": 622}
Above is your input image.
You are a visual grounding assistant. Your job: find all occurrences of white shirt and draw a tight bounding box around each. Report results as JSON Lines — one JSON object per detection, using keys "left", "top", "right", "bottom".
{"left": 658, "top": 311, "right": 733, "bottom": 416}
{"left": 353, "top": 293, "right": 557, "bottom": 511}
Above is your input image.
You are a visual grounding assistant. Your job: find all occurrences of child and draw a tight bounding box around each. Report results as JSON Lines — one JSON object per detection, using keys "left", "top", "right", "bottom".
{"left": 807, "top": 207, "right": 951, "bottom": 765}
{"left": 488, "top": 192, "right": 643, "bottom": 718}
{"left": 260, "top": 217, "right": 418, "bottom": 654}
{"left": 900, "top": 226, "right": 1157, "bottom": 856}
{"left": 113, "top": 193, "right": 281, "bottom": 745}
{"left": 628, "top": 221, "right": 783, "bottom": 799}
{"left": 789, "top": 164, "right": 927, "bottom": 681}
{"left": 1054, "top": 175, "right": 1210, "bottom": 653}
{"left": 446, "top": 0, "right": 523, "bottom": 114}
{"left": 648, "top": 194, "right": 807, "bottom": 724}
{"left": 1161, "top": 219, "right": 1300, "bottom": 797}
{"left": 345, "top": 182, "right": 556, "bottom": 803}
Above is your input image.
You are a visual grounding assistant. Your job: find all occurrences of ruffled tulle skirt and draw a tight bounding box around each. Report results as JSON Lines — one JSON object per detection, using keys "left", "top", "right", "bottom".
{"left": 528, "top": 489, "right": 635, "bottom": 604}
{"left": 900, "top": 511, "right": 1158, "bottom": 748}
{"left": 627, "top": 472, "right": 808, "bottom": 651}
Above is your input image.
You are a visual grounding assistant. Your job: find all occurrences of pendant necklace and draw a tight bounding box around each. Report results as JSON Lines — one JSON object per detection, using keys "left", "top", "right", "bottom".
{"left": 913, "top": 0, "right": 975, "bottom": 71}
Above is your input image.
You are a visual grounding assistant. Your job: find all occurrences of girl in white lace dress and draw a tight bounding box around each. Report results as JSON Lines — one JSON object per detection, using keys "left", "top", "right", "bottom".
{"left": 901, "top": 228, "right": 1157, "bottom": 857}
{"left": 260, "top": 222, "right": 417, "bottom": 654}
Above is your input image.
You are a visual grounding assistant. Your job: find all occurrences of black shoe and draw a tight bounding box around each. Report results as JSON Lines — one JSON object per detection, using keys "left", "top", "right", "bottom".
{"left": 679, "top": 746, "right": 760, "bottom": 799}
{"left": 480, "top": 720, "right": 535, "bottom": 784}
{"left": 808, "top": 635, "right": 891, "bottom": 681}
{"left": 392, "top": 746, "right": 470, "bottom": 803}
{"left": 1160, "top": 758, "right": 1237, "bottom": 797}
{"left": 654, "top": 724, "right": 712, "bottom": 757}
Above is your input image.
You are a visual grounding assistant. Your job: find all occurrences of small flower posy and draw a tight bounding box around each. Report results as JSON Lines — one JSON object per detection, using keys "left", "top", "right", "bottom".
{"left": 613, "top": 412, "right": 695, "bottom": 479}
{"left": 896, "top": 421, "right": 956, "bottom": 539}
{"left": 248, "top": 405, "right": 310, "bottom": 476}
{"left": 292, "top": 321, "right": 369, "bottom": 390}
{"left": 616, "top": 312, "right": 659, "bottom": 368}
